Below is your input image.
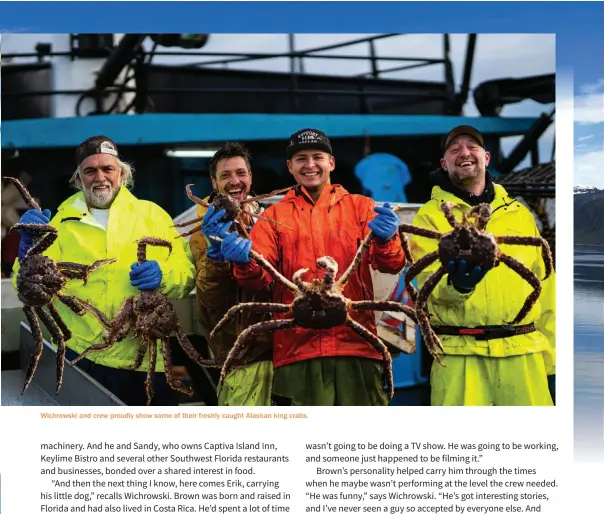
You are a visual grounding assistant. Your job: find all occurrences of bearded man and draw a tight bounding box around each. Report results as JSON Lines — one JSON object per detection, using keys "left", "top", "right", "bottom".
{"left": 409, "top": 125, "right": 556, "bottom": 406}
{"left": 13, "top": 135, "right": 195, "bottom": 405}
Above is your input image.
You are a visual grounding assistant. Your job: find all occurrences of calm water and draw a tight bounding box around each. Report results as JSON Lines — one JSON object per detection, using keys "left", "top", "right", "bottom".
{"left": 574, "top": 246, "right": 604, "bottom": 459}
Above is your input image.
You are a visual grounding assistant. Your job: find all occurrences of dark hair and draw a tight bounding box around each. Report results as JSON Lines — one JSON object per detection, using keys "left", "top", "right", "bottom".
{"left": 210, "top": 142, "right": 252, "bottom": 178}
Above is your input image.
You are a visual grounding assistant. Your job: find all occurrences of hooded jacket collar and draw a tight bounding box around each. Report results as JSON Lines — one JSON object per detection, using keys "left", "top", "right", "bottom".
{"left": 285, "top": 183, "right": 347, "bottom": 210}
{"left": 429, "top": 167, "right": 495, "bottom": 206}
{"left": 56, "top": 186, "right": 136, "bottom": 226}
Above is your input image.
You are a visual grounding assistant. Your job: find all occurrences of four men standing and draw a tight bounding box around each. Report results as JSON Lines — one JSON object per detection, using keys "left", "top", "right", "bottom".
{"left": 12, "top": 126, "right": 555, "bottom": 407}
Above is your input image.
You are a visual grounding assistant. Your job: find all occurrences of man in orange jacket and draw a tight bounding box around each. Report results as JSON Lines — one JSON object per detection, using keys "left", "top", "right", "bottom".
{"left": 220, "top": 128, "right": 405, "bottom": 406}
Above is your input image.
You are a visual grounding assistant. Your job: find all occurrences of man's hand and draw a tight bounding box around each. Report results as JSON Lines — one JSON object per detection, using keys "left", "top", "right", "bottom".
{"left": 201, "top": 205, "right": 233, "bottom": 261}
{"left": 17, "top": 208, "right": 51, "bottom": 261}
{"left": 448, "top": 259, "right": 487, "bottom": 292}
{"left": 130, "top": 260, "right": 163, "bottom": 290}
{"left": 221, "top": 231, "right": 252, "bottom": 264}
{"left": 368, "top": 202, "right": 399, "bottom": 243}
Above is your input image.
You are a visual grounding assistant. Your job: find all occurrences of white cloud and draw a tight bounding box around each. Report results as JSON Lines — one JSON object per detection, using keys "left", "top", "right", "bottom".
{"left": 578, "top": 134, "right": 595, "bottom": 142}
{"left": 575, "top": 148, "right": 604, "bottom": 188}
{"left": 575, "top": 79, "right": 604, "bottom": 124}
{"left": 575, "top": 93, "right": 604, "bottom": 124}
{"left": 580, "top": 79, "right": 604, "bottom": 95}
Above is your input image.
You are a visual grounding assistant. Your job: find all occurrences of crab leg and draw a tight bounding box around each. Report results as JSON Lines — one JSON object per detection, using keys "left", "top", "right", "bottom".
{"left": 495, "top": 235, "right": 553, "bottom": 279}
{"left": 10, "top": 226, "right": 58, "bottom": 258}
{"left": 337, "top": 230, "right": 374, "bottom": 288}
{"left": 172, "top": 215, "right": 204, "bottom": 229}
{"left": 211, "top": 302, "right": 291, "bottom": 339}
{"left": 138, "top": 336, "right": 156, "bottom": 406}
{"left": 441, "top": 202, "right": 460, "bottom": 228}
{"left": 220, "top": 319, "right": 295, "bottom": 384}
{"left": 208, "top": 235, "right": 298, "bottom": 293}
{"left": 174, "top": 323, "right": 223, "bottom": 369}
{"left": 21, "top": 305, "right": 44, "bottom": 395}
{"left": 345, "top": 315, "right": 394, "bottom": 401}
{"left": 172, "top": 224, "right": 203, "bottom": 239}
{"left": 498, "top": 253, "right": 543, "bottom": 324}
{"left": 36, "top": 307, "right": 68, "bottom": 394}
{"left": 3, "top": 176, "right": 42, "bottom": 211}
{"left": 185, "top": 184, "right": 212, "bottom": 208}
{"left": 414, "top": 266, "right": 447, "bottom": 363}
{"left": 241, "top": 186, "right": 293, "bottom": 205}
{"left": 57, "top": 258, "right": 116, "bottom": 285}
{"left": 162, "top": 336, "right": 194, "bottom": 396}
{"left": 69, "top": 298, "right": 134, "bottom": 365}
{"left": 121, "top": 341, "right": 149, "bottom": 371}
{"left": 350, "top": 300, "right": 417, "bottom": 323}
{"left": 247, "top": 212, "right": 293, "bottom": 231}
{"left": 136, "top": 237, "right": 172, "bottom": 263}
{"left": 398, "top": 228, "right": 415, "bottom": 265}
{"left": 403, "top": 251, "right": 440, "bottom": 304}
{"left": 57, "top": 294, "right": 113, "bottom": 330}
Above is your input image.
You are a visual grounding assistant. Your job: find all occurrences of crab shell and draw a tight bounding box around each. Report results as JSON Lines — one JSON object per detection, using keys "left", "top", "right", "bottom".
{"left": 438, "top": 227, "right": 499, "bottom": 271}
{"left": 212, "top": 194, "right": 243, "bottom": 222}
{"left": 17, "top": 254, "right": 66, "bottom": 306}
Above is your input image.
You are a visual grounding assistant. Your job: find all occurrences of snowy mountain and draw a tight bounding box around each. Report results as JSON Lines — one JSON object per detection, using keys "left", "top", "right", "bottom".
{"left": 574, "top": 185, "right": 600, "bottom": 194}
{"left": 575, "top": 185, "right": 604, "bottom": 244}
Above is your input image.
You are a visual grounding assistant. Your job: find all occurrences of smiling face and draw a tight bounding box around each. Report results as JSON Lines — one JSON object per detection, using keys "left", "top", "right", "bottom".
{"left": 287, "top": 149, "right": 335, "bottom": 198}
{"left": 211, "top": 156, "right": 252, "bottom": 202}
{"left": 79, "top": 153, "right": 123, "bottom": 208}
{"left": 440, "top": 135, "right": 491, "bottom": 189}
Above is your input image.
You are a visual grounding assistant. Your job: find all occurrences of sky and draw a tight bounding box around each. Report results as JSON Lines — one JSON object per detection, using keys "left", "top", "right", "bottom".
{"left": 574, "top": 79, "right": 604, "bottom": 188}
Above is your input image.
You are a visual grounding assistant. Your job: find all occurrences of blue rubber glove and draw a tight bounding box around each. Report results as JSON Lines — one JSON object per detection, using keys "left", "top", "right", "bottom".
{"left": 221, "top": 231, "right": 252, "bottom": 264}
{"left": 201, "top": 205, "right": 233, "bottom": 261}
{"left": 130, "top": 260, "right": 163, "bottom": 291}
{"left": 447, "top": 259, "right": 487, "bottom": 293}
{"left": 17, "top": 208, "right": 51, "bottom": 261}
{"left": 368, "top": 202, "right": 399, "bottom": 243}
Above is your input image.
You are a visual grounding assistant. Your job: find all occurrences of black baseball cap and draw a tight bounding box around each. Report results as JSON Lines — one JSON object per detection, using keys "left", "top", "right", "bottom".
{"left": 286, "top": 128, "right": 333, "bottom": 159}
{"left": 443, "top": 125, "right": 485, "bottom": 151}
{"left": 76, "top": 135, "right": 119, "bottom": 166}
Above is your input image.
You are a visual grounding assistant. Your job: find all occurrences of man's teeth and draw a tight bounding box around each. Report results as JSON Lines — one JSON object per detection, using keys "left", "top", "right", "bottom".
{"left": 302, "top": 172, "right": 319, "bottom": 177}
{"left": 228, "top": 189, "right": 243, "bottom": 195}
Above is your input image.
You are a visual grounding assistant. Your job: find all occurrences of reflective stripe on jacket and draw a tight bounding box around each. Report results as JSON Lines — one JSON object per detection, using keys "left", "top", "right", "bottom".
{"left": 233, "top": 184, "right": 406, "bottom": 369}
{"left": 12, "top": 187, "right": 195, "bottom": 371}
{"left": 410, "top": 184, "right": 556, "bottom": 373}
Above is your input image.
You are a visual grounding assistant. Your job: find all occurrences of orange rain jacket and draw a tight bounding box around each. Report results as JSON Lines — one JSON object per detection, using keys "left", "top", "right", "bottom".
{"left": 233, "top": 184, "right": 406, "bottom": 369}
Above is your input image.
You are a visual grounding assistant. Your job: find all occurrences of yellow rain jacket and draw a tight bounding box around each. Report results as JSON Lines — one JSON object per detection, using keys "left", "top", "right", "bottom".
{"left": 12, "top": 187, "right": 195, "bottom": 371}
{"left": 411, "top": 183, "right": 556, "bottom": 375}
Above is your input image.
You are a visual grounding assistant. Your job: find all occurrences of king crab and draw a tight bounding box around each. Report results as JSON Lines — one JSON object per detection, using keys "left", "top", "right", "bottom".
{"left": 209, "top": 230, "right": 417, "bottom": 400}
{"left": 3, "top": 176, "right": 116, "bottom": 395}
{"left": 69, "top": 237, "right": 217, "bottom": 406}
{"left": 173, "top": 184, "right": 293, "bottom": 238}
{"left": 396, "top": 202, "right": 554, "bottom": 363}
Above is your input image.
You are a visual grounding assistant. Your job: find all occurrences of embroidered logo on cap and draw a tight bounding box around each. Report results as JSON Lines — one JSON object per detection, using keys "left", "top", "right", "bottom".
{"left": 99, "top": 140, "right": 118, "bottom": 156}
{"left": 295, "top": 130, "right": 323, "bottom": 144}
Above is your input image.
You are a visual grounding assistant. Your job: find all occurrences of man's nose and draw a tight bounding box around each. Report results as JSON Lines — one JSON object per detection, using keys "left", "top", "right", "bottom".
{"left": 93, "top": 169, "right": 106, "bottom": 182}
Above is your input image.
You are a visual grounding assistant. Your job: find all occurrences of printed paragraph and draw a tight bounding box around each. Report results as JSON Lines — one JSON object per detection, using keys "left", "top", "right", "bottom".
{"left": 304, "top": 441, "right": 560, "bottom": 513}
{"left": 38, "top": 441, "right": 292, "bottom": 513}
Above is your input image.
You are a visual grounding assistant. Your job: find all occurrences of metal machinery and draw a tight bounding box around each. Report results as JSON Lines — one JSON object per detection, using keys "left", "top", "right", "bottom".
{"left": 1, "top": 34, "right": 556, "bottom": 406}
